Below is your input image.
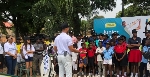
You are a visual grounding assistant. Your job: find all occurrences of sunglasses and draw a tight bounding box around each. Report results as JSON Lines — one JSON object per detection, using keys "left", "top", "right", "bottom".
{"left": 8, "top": 38, "right": 13, "bottom": 39}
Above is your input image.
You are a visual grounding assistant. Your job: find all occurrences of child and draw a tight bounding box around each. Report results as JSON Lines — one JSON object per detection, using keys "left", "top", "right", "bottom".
{"left": 139, "top": 39, "right": 150, "bottom": 77}
{"left": 79, "top": 43, "right": 87, "bottom": 77}
{"left": 114, "top": 37, "right": 127, "bottom": 77}
{"left": 87, "top": 43, "right": 96, "bottom": 77}
{"left": 95, "top": 41, "right": 106, "bottom": 77}
{"left": 103, "top": 42, "right": 114, "bottom": 77}
{"left": 110, "top": 40, "right": 115, "bottom": 75}
{"left": 72, "top": 44, "right": 78, "bottom": 77}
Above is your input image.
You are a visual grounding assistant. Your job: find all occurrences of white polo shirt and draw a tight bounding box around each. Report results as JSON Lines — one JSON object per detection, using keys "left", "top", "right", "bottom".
{"left": 54, "top": 32, "right": 73, "bottom": 55}
{"left": 95, "top": 47, "right": 106, "bottom": 61}
{"left": 4, "top": 42, "right": 17, "bottom": 56}
{"left": 0, "top": 43, "right": 4, "bottom": 54}
{"left": 22, "top": 44, "right": 35, "bottom": 57}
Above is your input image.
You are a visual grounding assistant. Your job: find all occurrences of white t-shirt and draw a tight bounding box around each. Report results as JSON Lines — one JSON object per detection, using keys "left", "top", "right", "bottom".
{"left": 4, "top": 42, "right": 17, "bottom": 56}
{"left": 77, "top": 39, "right": 82, "bottom": 50}
{"left": 22, "top": 44, "right": 35, "bottom": 57}
{"left": 95, "top": 47, "right": 106, "bottom": 61}
{"left": 0, "top": 43, "right": 4, "bottom": 54}
{"left": 71, "top": 52, "right": 78, "bottom": 61}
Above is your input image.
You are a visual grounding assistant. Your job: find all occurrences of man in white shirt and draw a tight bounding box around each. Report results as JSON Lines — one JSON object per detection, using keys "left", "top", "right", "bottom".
{"left": 95, "top": 41, "right": 106, "bottom": 77}
{"left": 54, "top": 22, "right": 81, "bottom": 77}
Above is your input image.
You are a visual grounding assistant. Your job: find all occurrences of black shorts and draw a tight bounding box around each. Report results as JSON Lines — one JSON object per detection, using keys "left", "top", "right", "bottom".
{"left": 25, "top": 56, "right": 33, "bottom": 62}
{"left": 0, "top": 54, "right": 4, "bottom": 69}
{"left": 114, "top": 53, "right": 128, "bottom": 67}
{"left": 88, "top": 57, "right": 94, "bottom": 67}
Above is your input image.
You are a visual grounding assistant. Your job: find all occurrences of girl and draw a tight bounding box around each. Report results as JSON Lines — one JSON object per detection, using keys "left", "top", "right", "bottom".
{"left": 87, "top": 43, "right": 96, "bottom": 77}
{"left": 103, "top": 42, "right": 114, "bottom": 77}
{"left": 22, "top": 37, "right": 35, "bottom": 76}
{"left": 127, "top": 29, "right": 142, "bottom": 77}
{"left": 114, "top": 37, "right": 127, "bottom": 77}
{"left": 79, "top": 43, "right": 87, "bottom": 77}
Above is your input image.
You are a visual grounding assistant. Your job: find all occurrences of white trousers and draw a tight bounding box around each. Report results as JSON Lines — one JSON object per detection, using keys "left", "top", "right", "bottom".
{"left": 72, "top": 61, "right": 77, "bottom": 70}
{"left": 57, "top": 55, "right": 72, "bottom": 77}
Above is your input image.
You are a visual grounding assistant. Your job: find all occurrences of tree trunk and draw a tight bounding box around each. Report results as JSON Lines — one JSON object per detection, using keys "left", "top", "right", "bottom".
{"left": 72, "top": 14, "right": 81, "bottom": 36}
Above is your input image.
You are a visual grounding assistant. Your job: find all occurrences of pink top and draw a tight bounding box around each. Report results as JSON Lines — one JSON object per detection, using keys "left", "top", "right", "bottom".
{"left": 72, "top": 36, "right": 77, "bottom": 43}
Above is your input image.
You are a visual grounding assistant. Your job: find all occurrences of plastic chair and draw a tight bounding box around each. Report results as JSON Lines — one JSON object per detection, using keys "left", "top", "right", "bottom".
{"left": 19, "top": 62, "right": 36, "bottom": 77}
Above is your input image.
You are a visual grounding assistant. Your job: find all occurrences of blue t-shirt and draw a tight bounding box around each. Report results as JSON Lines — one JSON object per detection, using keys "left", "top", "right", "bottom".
{"left": 103, "top": 48, "right": 114, "bottom": 60}
{"left": 102, "top": 39, "right": 109, "bottom": 47}
{"left": 142, "top": 46, "right": 149, "bottom": 63}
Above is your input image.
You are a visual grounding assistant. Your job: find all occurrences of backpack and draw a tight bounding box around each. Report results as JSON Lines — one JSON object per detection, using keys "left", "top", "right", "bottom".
{"left": 143, "top": 47, "right": 150, "bottom": 59}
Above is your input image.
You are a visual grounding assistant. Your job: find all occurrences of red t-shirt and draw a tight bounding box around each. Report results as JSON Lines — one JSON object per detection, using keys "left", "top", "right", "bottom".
{"left": 87, "top": 48, "right": 95, "bottom": 57}
{"left": 114, "top": 42, "right": 127, "bottom": 53}
{"left": 79, "top": 48, "right": 87, "bottom": 58}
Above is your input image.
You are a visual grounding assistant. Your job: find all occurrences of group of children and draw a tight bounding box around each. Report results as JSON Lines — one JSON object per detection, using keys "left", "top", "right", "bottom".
{"left": 65, "top": 30, "right": 150, "bottom": 77}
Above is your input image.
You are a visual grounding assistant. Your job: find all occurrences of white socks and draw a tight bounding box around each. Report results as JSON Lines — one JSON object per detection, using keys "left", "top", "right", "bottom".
{"left": 124, "top": 72, "right": 127, "bottom": 76}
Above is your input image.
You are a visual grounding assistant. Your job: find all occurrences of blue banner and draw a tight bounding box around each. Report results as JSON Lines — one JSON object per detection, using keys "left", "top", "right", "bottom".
{"left": 94, "top": 18, "right": 130, "bottom": 40}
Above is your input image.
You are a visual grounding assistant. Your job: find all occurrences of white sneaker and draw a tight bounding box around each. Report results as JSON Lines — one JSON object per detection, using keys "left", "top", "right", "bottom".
{"left": 97, "top": 75, "right": 100, "bottom": 77}
{"left": 117, "top": 75, "right": 119, "bottom": 77}
{"left": 130, "top": 75, "right": 133, "bottom": 77}
{"left": 122, "top": 76, "right": 124, "bottom": 77}
{"left": 92, "top": 75, "right": 95, "bottom": 77}
{"left": 102, "top": 75, "right": 104, "bottom": 77}
{"left": 135, "top": 75, "right": 138, "bottom": 77}
{"left": 84, "top": 75, "right": 86, "bottom": 77}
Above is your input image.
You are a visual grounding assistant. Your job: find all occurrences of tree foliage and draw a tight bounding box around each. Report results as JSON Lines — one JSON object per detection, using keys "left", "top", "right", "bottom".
{"left": 116, "top": 0, "right": 150, "bottom": 17}
{"left": 0, "top": 0, "right": 116, "bottom": 37}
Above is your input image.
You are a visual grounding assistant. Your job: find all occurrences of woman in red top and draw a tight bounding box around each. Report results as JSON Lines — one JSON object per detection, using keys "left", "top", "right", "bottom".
{"left": 114, "top": 37, "right": 127, "bottom": 77}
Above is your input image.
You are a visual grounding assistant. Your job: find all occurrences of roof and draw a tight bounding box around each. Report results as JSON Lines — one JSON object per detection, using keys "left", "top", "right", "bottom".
{"left": 3, "top": 22, "right": 13, "bottom": 27}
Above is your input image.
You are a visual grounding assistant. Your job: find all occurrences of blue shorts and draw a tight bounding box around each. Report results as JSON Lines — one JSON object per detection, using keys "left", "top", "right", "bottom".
{"left": 25, "top": 56, "right": 33, "bottom": 62}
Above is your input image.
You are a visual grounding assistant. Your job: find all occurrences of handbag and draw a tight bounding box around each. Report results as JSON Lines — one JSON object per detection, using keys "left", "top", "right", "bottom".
{"left": 143, "top": 47, "right": 150, "bottom": 59}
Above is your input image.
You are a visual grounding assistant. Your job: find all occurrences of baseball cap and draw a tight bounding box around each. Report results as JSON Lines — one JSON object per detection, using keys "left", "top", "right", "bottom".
{"left": 60, "top": 22, "right": 69, "bottom": 30}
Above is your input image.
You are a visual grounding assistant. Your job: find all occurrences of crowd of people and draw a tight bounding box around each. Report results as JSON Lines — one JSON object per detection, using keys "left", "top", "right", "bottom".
{"left": 62, "top": 28, "right": 150, "bottom": 77}
{"left": 0, "top": 23, "right": 150, "bottom": 77}
{"left": 0, "top": 34, "right": 51, "bottom": 77}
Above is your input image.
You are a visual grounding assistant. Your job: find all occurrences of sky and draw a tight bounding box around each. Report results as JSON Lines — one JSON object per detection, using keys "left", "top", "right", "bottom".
{"left": 98, "top": 0, "right": 122, "bottom": 18}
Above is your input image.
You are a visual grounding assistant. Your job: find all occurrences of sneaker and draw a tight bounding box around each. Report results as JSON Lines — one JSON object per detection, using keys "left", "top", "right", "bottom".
{"left": 84, "top": 75, "right": 86, "bottom": 77}
{"left": 117, "top": 75, "right": 119, "bottom": 77}
{"left": 102, "top": 75, "right": 104, "bottom": 77}
{"left": 135, "top": 75, "right": 138, "bottom": 77}
{"left": 92, "top": 75, "right": 95, "bottom": 77}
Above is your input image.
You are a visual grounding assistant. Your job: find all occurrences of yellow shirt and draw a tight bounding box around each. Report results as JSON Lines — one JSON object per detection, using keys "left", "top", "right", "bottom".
{"left": 45, "top": 41, "right": 50, "bottom": 45}
{"left": 16, "top": 44, "right": 21, "bottom": 53}
{"left": 127, "top": 45, "right": 142, "bottom": 54}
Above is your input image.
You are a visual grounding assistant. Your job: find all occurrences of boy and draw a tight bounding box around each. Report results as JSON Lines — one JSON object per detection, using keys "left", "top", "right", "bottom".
{"left": 110, "top": 40, "right": 115, "bottom": 75}
{"left": 87, "top": 43, "right": 96, "bottom": 77}
{"left": 95, "top": 41, "right": 106, "bottom": 77}
{"left": 103, "top": 42, "right": 114, "bottom": 77}
{"left": 72, "top": 44, "right": 78, "bottom": 77}
{"left": 114, "top": 37, "right": 127, "bottom": 77}
{"left": 139, "top": 39, "right": 150, "bottom": 77}
{"left": 79, "top": 43, "right": 87, "bottom": 77}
